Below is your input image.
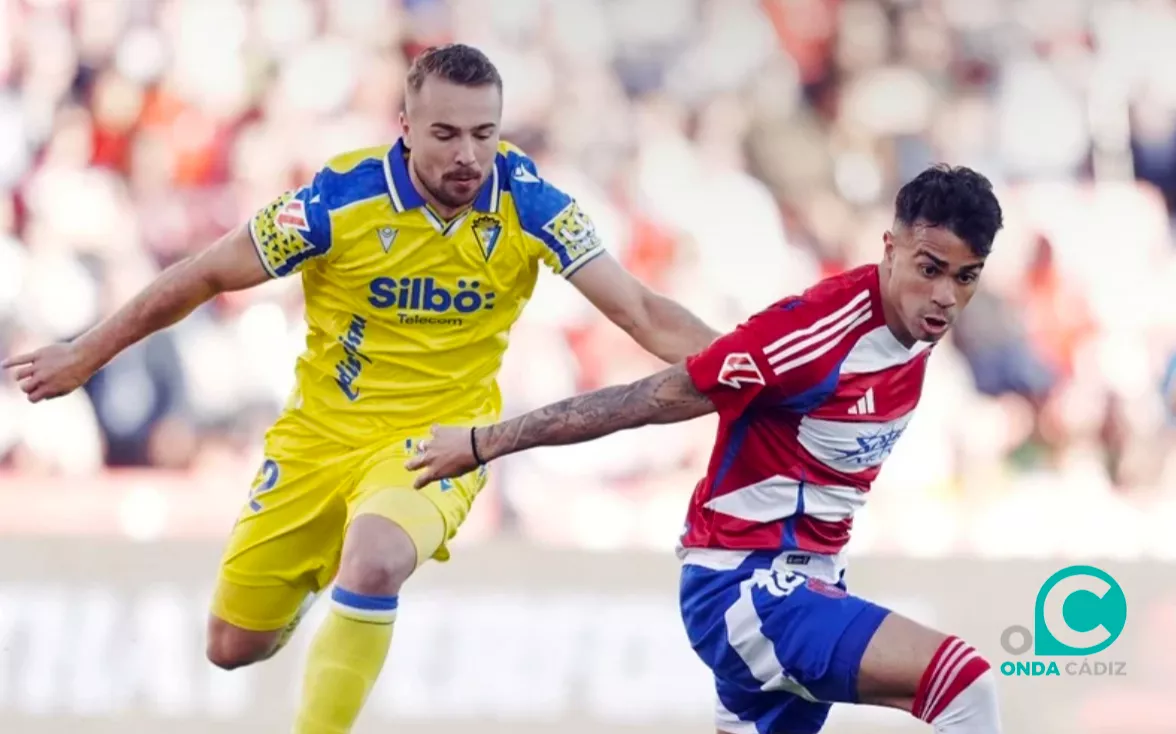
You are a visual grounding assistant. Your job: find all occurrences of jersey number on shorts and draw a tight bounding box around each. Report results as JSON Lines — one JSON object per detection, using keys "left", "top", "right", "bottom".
{"left": 249, "top": 459, "right": 280, "bottom": 512}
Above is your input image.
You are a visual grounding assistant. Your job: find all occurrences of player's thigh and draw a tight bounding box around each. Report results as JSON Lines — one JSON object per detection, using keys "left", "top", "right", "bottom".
{"left": 213, "top": 449, "right": 349, "bottom": 632}
{"left": 680, "top": 561, "right": 889, "bottom": 733}
{"left": 348, "top": 444, "right": 488, "bottom": 569}
{"left": 854, "top": 610, "right": 950, "bottom": 709}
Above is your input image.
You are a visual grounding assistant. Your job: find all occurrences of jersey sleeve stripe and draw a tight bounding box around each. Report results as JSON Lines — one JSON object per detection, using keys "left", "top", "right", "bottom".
{"left": 247, "top": 218, "right": 279, "bottom": 279}
{"left": 559, "top": 244, "right": 606, "bottom": 278}
{"left": 762, "top": 299, "right": 874, "bottom": 364}
{"left": 763, "top": 290, "right": 870, "bottom": 356}
{"left": 770, "top": 307, "right": 871, "bottom": 376}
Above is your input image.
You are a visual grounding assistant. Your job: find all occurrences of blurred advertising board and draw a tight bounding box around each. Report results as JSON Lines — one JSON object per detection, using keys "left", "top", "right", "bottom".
{"left": 0, "top": 537, "right": 1171, "bottom": 734}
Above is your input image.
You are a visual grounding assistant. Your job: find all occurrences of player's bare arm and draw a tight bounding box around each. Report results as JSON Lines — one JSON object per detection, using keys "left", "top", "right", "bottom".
{"left": 406, "top": 362, "right": 715, "bottom": 487}
{"left": 479, "top": 361, "right": 715, "bottom": 455}
{"left": 2, "top": 222, "right": 269, "bottom": 402}
{"left": 568, "top": 254, "right": 720, "bottom": 363}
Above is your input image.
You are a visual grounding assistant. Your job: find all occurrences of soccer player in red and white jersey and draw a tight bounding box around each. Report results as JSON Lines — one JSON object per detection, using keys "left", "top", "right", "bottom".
{"left": 408, "top": 165, "right": 1005, "bottom": 733}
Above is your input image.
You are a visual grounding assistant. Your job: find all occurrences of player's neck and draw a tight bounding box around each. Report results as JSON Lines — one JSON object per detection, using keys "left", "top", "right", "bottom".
{"left": 877, "top": 261, "right": 917, "bottom": 349}
{"left": 407, "top": 161, "right": 469, "bottom": 221}
{"left": 884, "top": 314, "right": 916, "bottom": 349}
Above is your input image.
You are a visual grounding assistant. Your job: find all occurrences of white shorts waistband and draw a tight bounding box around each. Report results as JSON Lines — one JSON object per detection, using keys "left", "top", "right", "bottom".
{"left": 678, "top": 547, "right": 848, "bottom": 585}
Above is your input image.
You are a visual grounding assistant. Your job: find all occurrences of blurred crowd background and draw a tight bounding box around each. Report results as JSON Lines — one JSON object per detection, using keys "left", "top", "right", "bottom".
{"left": 1, "top": 0, "right": 1175, "bottom": 556}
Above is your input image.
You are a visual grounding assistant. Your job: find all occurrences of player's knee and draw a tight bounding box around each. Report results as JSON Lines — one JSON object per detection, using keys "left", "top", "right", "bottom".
{"left": 337, "top": 549, "right": 414, "bottom": 596}
{"left": 337, "top": 514, "right": 417, "bottom": 596}
{"left": 206, "top": 643, "right": 248, "bottom": 671}
{"left": 913, "top": 637, "right": 1000, "bottom": 728}
{"left": 205, "top": 617, "right": 279, "bottom": 671}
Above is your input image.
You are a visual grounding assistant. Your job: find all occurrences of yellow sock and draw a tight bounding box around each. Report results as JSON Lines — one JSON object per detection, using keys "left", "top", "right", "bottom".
{"left": 292, "top": 587, "right": 398, "bottom": 734}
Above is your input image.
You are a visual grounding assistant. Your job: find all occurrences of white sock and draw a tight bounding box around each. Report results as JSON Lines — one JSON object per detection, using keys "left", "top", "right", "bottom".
{"left": 914, "top": 637, "right": 1003, "bottom": 733}
{"left": 929, "top": 669, "right": 1002, "bottom": 732}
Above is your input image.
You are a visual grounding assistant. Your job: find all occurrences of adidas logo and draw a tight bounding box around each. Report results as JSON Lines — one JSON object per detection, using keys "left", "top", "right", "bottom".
{"left": 847, "top": 387, "right": 875, "bottom": 415}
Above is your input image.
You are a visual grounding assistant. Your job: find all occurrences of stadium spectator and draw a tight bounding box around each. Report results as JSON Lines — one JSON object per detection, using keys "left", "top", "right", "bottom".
{"left": 0, "top": 0, "right": 1173, "bottom": 551}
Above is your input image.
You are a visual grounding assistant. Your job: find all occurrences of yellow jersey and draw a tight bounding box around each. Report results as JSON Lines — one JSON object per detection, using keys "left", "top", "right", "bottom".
{"left": 248, "top": 139, "right": 604, "bottom": 444}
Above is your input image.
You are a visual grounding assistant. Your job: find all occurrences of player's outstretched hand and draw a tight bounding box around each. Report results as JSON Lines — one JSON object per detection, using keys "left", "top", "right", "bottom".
{"left": 1, "top": 342, "right": 96, "bottom": 403}
{"left": 405, "top": 424, "right": 480, "bottom": 489}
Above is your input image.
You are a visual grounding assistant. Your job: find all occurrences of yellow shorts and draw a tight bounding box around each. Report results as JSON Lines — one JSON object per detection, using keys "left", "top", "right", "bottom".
{"left": 210, "top": 418, "right": 487, "bottom": 631}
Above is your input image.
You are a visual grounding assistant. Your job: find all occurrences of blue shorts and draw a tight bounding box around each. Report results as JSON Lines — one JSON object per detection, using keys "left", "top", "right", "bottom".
{"left": 679, "top": 551, "right": 890, "bottom": 734}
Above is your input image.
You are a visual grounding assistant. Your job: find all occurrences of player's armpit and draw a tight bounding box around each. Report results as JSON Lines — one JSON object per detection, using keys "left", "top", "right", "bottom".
{"left": 477, "top": 363, "right": 715, "bottom": 462}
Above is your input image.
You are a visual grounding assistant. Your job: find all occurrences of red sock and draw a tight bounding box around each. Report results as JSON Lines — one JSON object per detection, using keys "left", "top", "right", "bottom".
{"left": 913, "top": 636, "right": 991, "bottom": 723}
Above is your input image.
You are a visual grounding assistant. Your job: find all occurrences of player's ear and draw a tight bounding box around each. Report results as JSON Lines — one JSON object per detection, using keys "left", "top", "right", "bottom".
{"left": 882, "top": 230, "right": 896, "bottom": 262}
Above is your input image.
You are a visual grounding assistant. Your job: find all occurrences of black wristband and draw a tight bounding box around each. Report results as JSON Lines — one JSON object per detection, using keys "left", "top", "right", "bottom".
{"left": 470, "top": 427, "right": 486, "bottom": 465}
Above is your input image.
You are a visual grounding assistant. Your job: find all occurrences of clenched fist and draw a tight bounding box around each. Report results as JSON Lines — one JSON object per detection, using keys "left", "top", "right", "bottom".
{"left": 2, "top": 343, "right": 98, "bottom": 403}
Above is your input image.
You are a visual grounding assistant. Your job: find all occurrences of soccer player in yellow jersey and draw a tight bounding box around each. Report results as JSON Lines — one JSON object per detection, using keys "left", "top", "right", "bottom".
{"left": 3, "top": 45, "right": 719, "bottom": 732}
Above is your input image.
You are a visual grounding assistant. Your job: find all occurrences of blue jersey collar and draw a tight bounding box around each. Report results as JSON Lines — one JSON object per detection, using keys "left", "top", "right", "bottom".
{"left": 384, "top": 139, "right": 500, "bottom": 215}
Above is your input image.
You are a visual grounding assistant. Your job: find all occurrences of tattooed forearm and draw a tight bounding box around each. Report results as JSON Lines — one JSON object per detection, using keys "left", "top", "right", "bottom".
{"left": 477, "top": 363, "right": 715, "bottom": 462}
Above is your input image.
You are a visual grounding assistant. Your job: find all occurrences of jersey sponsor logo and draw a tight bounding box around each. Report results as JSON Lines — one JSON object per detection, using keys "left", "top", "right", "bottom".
{"left": 334, "top": 314, "right": 373, "bottom": 401}
{"left": 471, "top": 215, "right": 502, "bottom": 262}
{"left": 368, "top": 277, "right": 497, "bottom": 324}
{"left": 717, "top": 352, "right": 765, "bottom": 389}
{"left": 543, "top": 201, "right": 599, "bottom": 261}
{"left": 798, "top": 413, "right": 914, "bottom": 474}
{"left": 275, "top": 196, "right": 310, "bottom": 233}
{"left": 835, "top": 424, "right": 906, "bottom": 466}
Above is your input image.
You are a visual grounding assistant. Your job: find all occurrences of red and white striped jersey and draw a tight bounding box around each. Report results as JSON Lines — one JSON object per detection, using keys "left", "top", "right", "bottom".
{"left": 679, "top": 264, "right": 931, "bottom": 562}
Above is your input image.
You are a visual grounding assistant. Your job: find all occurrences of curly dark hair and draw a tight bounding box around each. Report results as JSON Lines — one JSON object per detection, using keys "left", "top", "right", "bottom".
{"left": 406, "top": 44, "right": 502, "bottom": 96}
{"left": 894, "top": 164, "right": 1004, "bottom": 257}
